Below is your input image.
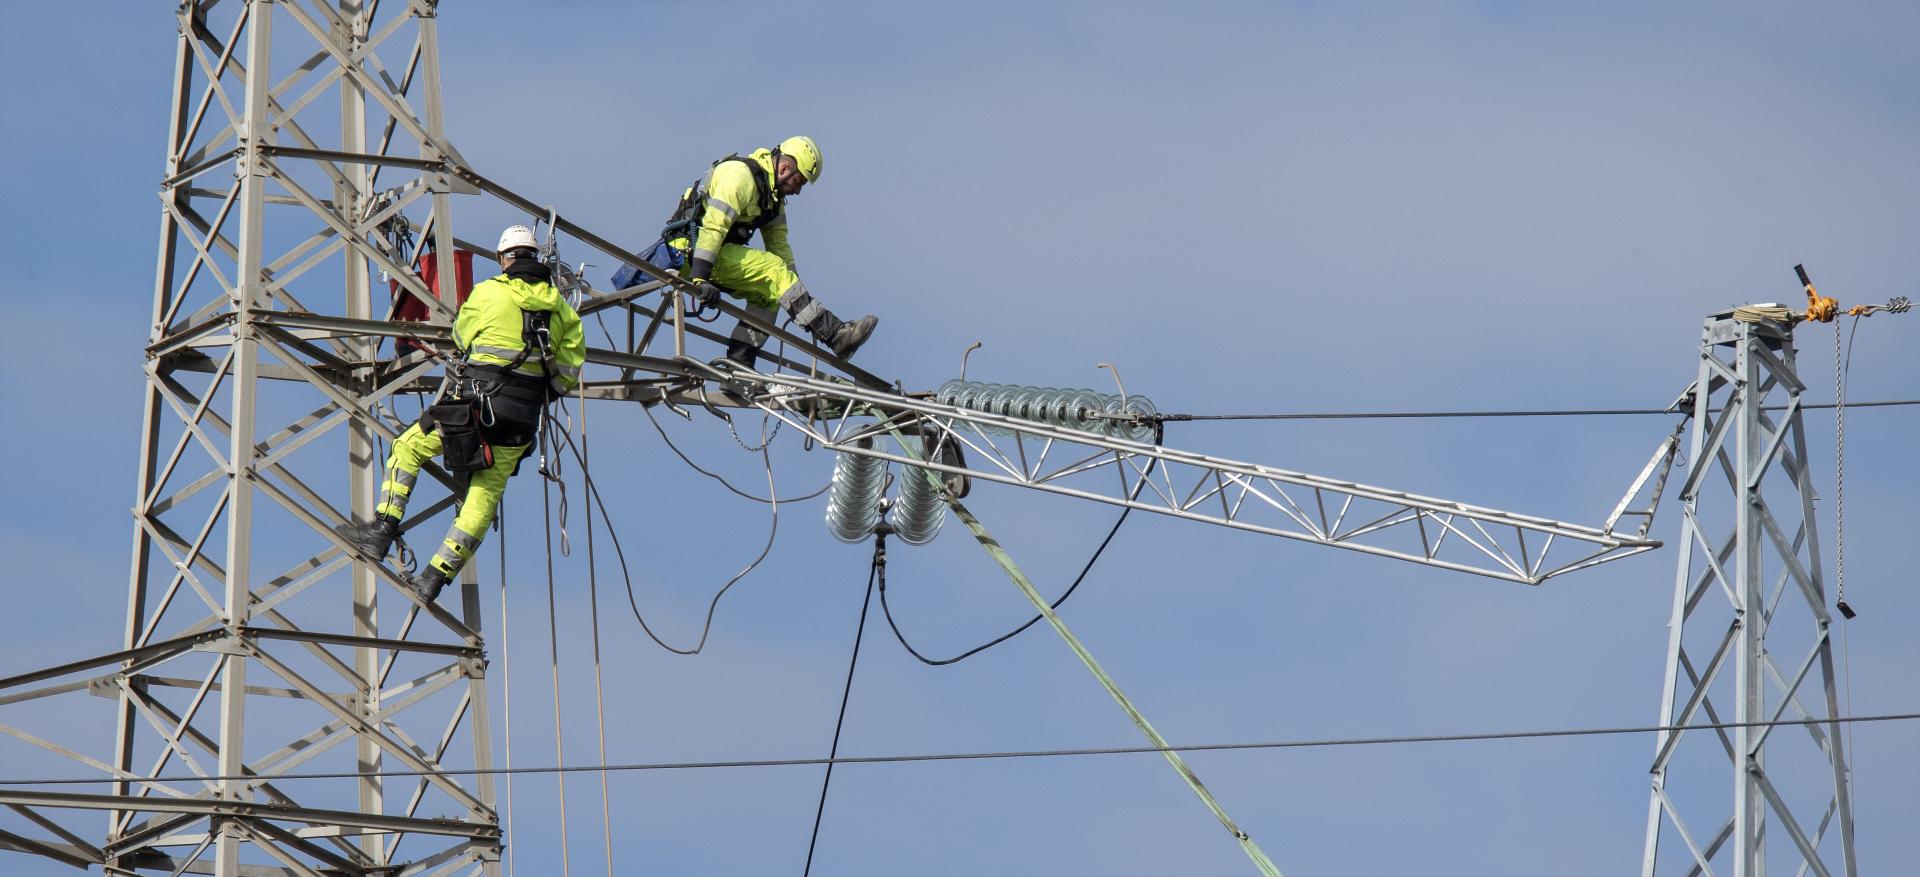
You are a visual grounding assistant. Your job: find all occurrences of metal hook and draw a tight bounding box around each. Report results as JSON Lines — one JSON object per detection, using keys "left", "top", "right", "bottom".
{"left": 1096, "top": 361, "right": 1130, "bottom": 408}
{"left": 538, "top": 206, "right": 561, "bottom": 262}
{"left": 958, "top": 341, "right": 982, "bottom": 382}
{"left": 567, "top": 261, "right": 595, "bottom": 306}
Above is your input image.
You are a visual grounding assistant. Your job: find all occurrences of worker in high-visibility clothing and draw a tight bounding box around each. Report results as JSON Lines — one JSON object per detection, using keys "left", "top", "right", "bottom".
{"left": 336, "top": 225, "right": 585, "bottom": 603}
{"left": 626, "top": 135, "right": 877, "bottom": 368}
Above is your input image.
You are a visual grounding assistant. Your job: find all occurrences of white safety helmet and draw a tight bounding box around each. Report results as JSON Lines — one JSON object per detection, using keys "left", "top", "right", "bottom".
{"left": 497, "top": 224, "right": 538, "bottom": 255}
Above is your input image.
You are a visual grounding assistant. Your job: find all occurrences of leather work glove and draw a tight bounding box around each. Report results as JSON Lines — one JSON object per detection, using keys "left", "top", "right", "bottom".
{"left": 687, "top": 280, "right": 722, "bottom": 310}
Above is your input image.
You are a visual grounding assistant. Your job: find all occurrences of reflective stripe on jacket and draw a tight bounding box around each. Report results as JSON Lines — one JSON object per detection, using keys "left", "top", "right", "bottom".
{"left": 690, "top": 148, "right": 795, "bottom": 270}
{"left": 452, "top": 273, "right": 586, "bottom": 396}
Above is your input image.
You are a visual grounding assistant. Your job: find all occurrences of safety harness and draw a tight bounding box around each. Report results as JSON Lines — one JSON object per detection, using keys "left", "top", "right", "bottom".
{"left": 431, "top": 275, "right": 564, "bottom": 473}
{"left": 660, "top": 149, "right": 786, "bottom": 248}
{"left": 496, "top": 309, "right": 557, "bottom": 377}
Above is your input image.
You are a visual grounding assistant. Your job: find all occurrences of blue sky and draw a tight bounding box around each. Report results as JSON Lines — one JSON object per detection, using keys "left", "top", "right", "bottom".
{"left": 1, "top": 2, "right": 1916, "bottom": 875}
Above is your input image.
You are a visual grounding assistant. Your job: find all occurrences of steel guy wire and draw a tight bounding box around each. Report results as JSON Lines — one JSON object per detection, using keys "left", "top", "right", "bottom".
{"left": 8, "top": 712, "right": 1914, "bottom": 788}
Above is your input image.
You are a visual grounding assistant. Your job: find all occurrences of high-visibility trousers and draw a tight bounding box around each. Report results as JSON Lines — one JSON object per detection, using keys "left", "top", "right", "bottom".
{"left": 374, "top": 422, "right": 530, "bottom": 577}
{"left": 667, "top": 238, "right": 807, "bottom": 351}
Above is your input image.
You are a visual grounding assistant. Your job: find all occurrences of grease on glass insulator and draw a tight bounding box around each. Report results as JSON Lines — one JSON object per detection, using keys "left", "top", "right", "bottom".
{"left": 888, "top": 463, "right": 949, "bottom": 545}
{"left": 931, "top": 379, "right": 1157, "bottom": 442}
{"left": 824, "top": 442, "right": 887, "bottom": 543}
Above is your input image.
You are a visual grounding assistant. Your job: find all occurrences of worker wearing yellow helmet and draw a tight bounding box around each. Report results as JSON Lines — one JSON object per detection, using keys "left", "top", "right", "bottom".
{"left": 634, "top": 135, "right": 877, "bottom": 368}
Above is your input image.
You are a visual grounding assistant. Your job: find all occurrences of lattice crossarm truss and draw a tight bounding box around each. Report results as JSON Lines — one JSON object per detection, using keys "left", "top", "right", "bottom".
{"left": 735, "top": 372, "right": 1662, "bottom": 585}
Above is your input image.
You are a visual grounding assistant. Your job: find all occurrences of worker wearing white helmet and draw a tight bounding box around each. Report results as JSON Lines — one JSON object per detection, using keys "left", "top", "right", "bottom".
{"left": 336, "top": 225, "right": 585, "bottom": 603}
{"left": 621, "top": 135, "right": 878, "bottom": 368}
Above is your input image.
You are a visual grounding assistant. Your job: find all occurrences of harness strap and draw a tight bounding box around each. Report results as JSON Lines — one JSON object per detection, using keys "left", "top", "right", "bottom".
{"left": 504, "top": 309, "right": 554, "bottom": 372}
{"left": 664, "top": 152, "right": 784, "bottom": 247}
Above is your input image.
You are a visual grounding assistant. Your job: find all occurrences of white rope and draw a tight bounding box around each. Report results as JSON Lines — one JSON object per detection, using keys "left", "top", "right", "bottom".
{"left": 542, "top": 475, "right": 574, "bottom": 877}
{"left": 579, "top": 385, "right": 617, "bottom": 877}
{"left": 497, "top": 502, "right": 518, "bottom": 877}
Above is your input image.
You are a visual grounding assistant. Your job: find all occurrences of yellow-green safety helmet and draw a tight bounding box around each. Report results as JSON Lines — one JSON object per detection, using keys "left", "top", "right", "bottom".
{"left": 780, "top": 135, "right": 822, "bottom": 183}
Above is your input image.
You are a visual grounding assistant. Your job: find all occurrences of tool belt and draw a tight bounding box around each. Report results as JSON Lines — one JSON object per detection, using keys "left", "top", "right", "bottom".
{"left": 424, "top": 397, "right": 493, "bottom": 473}
{"left": 465, "top": 364, "right": 547, "bottom": 445}
{"left": 421, "top": 364, "right": 547, "bottom": 475}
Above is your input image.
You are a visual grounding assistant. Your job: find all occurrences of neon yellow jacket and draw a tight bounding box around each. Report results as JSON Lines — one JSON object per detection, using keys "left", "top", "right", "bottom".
{"left": 453, "top": 273, "right": 585, "bottom": 396}
{"left": 689, "top": 148, "right": 794, "bottom": 270}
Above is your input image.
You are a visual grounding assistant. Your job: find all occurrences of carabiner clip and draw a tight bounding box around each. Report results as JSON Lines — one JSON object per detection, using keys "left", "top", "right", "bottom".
{"left": 690, "top": 294, "right": 722, "bottom": 323}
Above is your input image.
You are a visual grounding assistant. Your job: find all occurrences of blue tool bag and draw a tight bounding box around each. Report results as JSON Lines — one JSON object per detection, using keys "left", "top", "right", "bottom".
{"left": 609, "top": 239, "right": 684, "bottom": 290}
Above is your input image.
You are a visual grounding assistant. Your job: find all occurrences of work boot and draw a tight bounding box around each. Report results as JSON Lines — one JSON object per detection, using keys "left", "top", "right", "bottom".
{"left": 784, "top": 290, "right": 879, "bottom": 361}
{"left": 336, "top": 515, "right": 400, "bottom": 560}
{"left": 808, "top": 312, "right": 879, "bottom": 360}
{"left": 717, "top": 338, "right": 760, "bottom": 371}
{"left": 405, "top": 566, "right": 450, "bottom": 604}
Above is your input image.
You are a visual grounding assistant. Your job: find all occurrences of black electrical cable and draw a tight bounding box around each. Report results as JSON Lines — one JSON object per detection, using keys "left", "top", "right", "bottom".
{"left": 1158, "top": 398, "right": 1920, "bottom": 422}
{"left": 878, "top": 440, "right": 1162, "bottom": 666}
{"left": 802, "top": 541, "right": 879, "bottom": 877}
{"left": 546, "top": 411, "right": 773, "bottom": 656}
{"left": 7, "top": 711, "right": 1916, "bottom": 788}
{"left": 639, "top": 399, "right": 831, "bottom": 504}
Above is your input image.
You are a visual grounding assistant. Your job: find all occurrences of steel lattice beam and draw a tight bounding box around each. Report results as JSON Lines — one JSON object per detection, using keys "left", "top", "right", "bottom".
{"left": 709, "top": 370, "right": 1666, "bottom": 585}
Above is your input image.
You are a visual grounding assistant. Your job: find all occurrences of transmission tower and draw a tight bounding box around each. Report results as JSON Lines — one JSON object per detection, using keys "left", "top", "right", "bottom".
{"left": 0, "top": 2, "right": 501, "bottom": 874}
{"left": 0, "top": 3, "right": 1886, "bottom": 876}
{"left": 1641, "top": 308, "right": 1857, "bottom": 876}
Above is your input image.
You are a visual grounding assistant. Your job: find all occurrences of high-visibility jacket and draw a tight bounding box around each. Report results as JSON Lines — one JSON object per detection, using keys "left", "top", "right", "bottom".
{"left": 688, "top": 148, "right": 794, "bottom": 271}
{"left": 452, "top": 273, "right": 585, "bottom": 397}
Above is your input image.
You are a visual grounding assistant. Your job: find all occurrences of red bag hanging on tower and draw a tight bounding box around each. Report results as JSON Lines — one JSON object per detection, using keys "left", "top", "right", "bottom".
{"left": 390, "top": 248, "right": 474, "bottom": 353}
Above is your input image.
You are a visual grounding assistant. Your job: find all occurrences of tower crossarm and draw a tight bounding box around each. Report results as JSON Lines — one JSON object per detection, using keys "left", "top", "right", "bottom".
{"left": 734, "top": 372, "right": 1663, "bottom": 585}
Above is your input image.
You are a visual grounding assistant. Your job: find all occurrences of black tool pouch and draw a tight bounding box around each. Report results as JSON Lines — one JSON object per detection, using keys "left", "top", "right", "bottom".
{"left": 427, "top": 399, "right": 493, "bottom": 473}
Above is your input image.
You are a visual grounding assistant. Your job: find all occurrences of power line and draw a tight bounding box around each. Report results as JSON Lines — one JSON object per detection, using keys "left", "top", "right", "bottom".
{"left": 5, "top": 711, "right": 1914, "bottom": 789}
{"left": 803, "top": 549, "right": 878, "bottom": 877}
{"left": 1160, "top": 398, "right": 1920, "bottom": 422}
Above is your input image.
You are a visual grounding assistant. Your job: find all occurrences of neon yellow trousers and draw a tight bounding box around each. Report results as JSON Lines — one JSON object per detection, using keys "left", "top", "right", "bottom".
{"left": 669, "top": 238, "right": 803, "bottom": 310}
{"left": 669, "top": 239, "right": 808, "bottom": 351}
{"left": 375, "top": 422, "right": 530, "bottom": 577}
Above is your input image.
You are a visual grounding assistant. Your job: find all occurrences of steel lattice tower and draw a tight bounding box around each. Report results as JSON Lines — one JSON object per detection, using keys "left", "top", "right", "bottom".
{"left": 0, "top": 5, "right": 1875, "bottom": 877}
{"left": 1642, "top": 309, "right": 1857, "bottom": 876}
{"left": 0, "top": 2, "right": 501, "bottom": 874}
